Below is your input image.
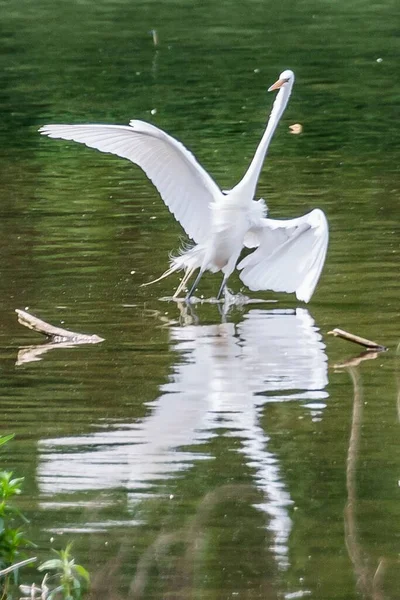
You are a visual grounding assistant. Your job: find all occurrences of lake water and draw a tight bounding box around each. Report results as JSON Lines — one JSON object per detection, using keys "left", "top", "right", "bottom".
{"left": 1, "top": 0, "right": 399, "bottom": 598}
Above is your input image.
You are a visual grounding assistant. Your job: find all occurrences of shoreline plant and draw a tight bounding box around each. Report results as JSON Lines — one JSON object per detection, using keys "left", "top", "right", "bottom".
{"left": 0, "top": 435, "right": 89, "bottom": 600}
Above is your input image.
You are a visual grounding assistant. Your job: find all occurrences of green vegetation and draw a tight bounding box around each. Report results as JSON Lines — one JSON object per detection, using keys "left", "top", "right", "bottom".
{"left": 0, "top": 438, "right": 15, "bottom": 450}
{"left": 0, "top": 470, "right": 32, "bottom": 567}
{"left": 0, "top": 435, "right": 33, "bottom": 598}
{"left": 0, "top": 436, "right": 89, "bottom": 600}
{"left": 37, "top": 544, "right": 90, "bottom": 600}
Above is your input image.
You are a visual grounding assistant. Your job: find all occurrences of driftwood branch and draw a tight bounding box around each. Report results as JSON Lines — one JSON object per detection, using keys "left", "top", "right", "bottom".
{"left": 16, "top": 310, "right": 104, "bottom": 344}
{"left": 328, "top": 328, "right": 387, "bottom": 352}
{"left": 15, "top": 309, "right": 104, "bottom": 365}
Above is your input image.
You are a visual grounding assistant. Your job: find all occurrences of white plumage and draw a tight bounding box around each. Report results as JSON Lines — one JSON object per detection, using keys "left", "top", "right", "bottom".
{"left": 39, "top": 69, "right": 328, "bottom": 302}
{"left": 39, "top": 120, "right": 220, "bottom": 245}
{"left": 238, "top": 209, "right": 328, "bottom": 303}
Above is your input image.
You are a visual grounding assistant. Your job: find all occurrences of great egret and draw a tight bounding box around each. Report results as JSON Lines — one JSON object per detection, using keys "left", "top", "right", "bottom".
{"left": 39, "top": 69, "right": 328, "bottom": 302}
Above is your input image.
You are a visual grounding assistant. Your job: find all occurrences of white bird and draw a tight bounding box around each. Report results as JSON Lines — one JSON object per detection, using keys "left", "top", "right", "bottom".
{"left": 39, "top": 69, "right": 328, "bottom": 302}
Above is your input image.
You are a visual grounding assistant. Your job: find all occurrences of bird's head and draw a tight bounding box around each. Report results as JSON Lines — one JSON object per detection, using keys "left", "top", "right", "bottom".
{"left": 268, "top": 70, "right": 295, "bottom": 92}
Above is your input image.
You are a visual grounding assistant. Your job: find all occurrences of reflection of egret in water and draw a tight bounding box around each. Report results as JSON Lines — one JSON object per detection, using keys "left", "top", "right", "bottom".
{"left": 38, "top": 308, "right": 328, "bottom": 569}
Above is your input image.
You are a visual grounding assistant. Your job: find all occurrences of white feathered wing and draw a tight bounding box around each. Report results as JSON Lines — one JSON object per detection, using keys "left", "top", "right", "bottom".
{"left": 238, "top": 208, "right": 328, "bottom": 302}
{"left": 39, "top": 121, "right": 223, "bottom": 244}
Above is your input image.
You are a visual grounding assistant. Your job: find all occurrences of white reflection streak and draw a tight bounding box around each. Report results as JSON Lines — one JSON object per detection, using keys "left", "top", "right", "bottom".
{"left": 38, "top": 308, "right": 328, "bottom": 569}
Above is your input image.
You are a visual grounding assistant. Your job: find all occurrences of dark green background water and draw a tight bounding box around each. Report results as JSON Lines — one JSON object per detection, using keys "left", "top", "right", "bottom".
{"left": 1, "top": 0, "right": 399, "bottom": 598}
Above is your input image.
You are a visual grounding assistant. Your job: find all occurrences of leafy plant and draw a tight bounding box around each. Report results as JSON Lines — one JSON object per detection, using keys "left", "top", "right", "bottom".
{"left": 0, "top": 470, "right": 25, "bottom": 513}
{"left": 0, "top": 471, "right": 31, "bottom": 572}
{"left": 0, "top": 435, "right": 32, "bottom": 599}
{"left": 38, "top": 544, "right": 90, "bottom": 600}
{"left": 1, "top": 436, "right": 90, "bottom": 599}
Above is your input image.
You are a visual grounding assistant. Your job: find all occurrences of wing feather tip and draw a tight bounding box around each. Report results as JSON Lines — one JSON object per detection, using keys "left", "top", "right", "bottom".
{"left": 38, "top": 125, "right": 52, "bottom": 135}
{"left": 39, "top": 124, "right": 67, "bottom": 138}
{"left": 295, "top": 290, "right": 312, "bottom": 303}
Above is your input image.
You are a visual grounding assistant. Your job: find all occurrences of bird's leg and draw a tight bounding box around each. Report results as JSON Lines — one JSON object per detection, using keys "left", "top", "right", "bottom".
{"left": 173, "top": 267, "right": 194, "bottom": 298}
{"left": 185, "top": 268, "right": 205, "bottom": 301}
{"left": 216, "top": 276, "right": 228, "bottom": 301}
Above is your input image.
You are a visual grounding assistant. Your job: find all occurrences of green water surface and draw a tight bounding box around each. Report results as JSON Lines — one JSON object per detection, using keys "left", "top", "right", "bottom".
{"left": 0, "top": 1, "right": 399, "bottom": 599}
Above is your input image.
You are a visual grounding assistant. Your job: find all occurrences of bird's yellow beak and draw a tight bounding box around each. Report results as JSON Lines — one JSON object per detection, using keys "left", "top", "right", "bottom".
{"left": 268, "top": 78, "right": 286, "bottom": 92}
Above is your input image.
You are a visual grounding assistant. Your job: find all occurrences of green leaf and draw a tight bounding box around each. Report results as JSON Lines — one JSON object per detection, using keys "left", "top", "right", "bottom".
{"left": 38, "top": 558, "right": 63, "bottom": 571}
{"left": 0, "top": 434, "right": 15, "bottom": 448}
{"left": 73, "top": 576, "right": 81, "bottom": 590}
{"left": 9, "top": 477, "right": 24, "bottom": 489}
{"left": 74, "top": 564, "right": 90, "bottom": 583}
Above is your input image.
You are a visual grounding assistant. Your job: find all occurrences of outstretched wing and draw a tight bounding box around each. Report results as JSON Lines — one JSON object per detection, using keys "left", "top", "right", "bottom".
{"left": 39, "top": 121, "right": 223, "bottom": 244}
{"left": 238, "top": 208, "right": 328, "bottom": 302}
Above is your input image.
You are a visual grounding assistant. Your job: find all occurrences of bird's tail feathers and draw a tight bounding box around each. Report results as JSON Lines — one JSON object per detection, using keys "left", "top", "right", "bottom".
{"left": 140, "top": 263, "right": 181, "bottom": 287}
{"left": 141, "top": 244, "right": 207, "bottom": 288}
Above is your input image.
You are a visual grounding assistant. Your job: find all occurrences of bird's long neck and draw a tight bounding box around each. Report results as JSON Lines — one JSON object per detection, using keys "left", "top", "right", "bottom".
{"left": 234, "top": 81, "right": 293, "bottom": 199}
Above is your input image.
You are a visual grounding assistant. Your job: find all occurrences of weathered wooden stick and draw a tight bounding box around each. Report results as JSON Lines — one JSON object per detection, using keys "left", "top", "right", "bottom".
{"left": 0, "top": 557, "right": 37, "bottom": 577}
{"left": 328, "top": 328, "right": 387, "bottom": 352}
{"left": 15, "top": 309, "right": 104, "bottom": 344}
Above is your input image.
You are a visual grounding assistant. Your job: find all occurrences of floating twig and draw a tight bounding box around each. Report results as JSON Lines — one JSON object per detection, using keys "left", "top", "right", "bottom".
{"left": 328, "top": 328, "right": 387, "bottom": 352}
{"left": 0, "top": 557, "right": 37, "bottom": 577}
